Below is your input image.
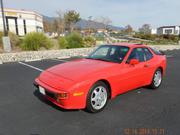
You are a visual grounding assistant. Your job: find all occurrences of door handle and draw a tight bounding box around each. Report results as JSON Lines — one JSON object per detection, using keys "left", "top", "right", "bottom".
{"left": 144, "top": 64, "right": 149, "bottom": 67}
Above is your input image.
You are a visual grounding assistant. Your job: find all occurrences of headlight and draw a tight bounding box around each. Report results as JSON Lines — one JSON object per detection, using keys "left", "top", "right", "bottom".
{"left": 56, "top": 92, "right": 68, "bottom": 99}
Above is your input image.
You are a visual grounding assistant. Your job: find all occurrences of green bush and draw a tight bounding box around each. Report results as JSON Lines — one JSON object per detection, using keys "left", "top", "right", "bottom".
{"left": 133, "top": 33, "right": 180, "bottom": 45}
{"left": 58, "top": 37, "right": 68, "bottom": 49}
{"left": 83, "top": 36, "right": 96, "bottom": 47}
{"left": 58, "top": 32, "right": 84, "bottom": 49}
{"left": 0, "top": 31, "right": 3, "bottom": 48}
{"left": 22, "top": 32, "right": 53, "bottom": 50}
{"left": 95, "top": 35, "right": 105, "bottom": 41}
{"left": 0, "top": 31, "right": 21, "bottom": 49}
{"left": 66, "top": 32, "right": 84, "bottom": 48}
{"left": 8, "top": 32, "right": 20, "bottom": 47}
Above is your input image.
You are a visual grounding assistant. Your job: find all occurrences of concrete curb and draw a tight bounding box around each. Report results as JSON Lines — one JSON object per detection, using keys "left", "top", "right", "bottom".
{"left": 25, "top": 58, "right": 42, "bottom": 62}
{"left": 0, "top": 48, "right": 94, "bottom": 63}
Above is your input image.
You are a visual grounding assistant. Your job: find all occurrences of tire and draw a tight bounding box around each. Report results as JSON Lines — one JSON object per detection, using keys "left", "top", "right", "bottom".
{"left": 86, "top": 81, "right": 110, "bottom": 113}
{"left": 149, "top": 68, "right": 163, "bottom": 89}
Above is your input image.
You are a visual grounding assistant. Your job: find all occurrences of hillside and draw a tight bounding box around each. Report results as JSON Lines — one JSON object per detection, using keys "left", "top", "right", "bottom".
{"left": 43, "top": 16, "right": 124, "bottom": 31}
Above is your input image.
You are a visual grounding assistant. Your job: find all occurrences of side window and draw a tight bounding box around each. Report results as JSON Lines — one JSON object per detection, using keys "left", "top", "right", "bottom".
{"left": 127, "top": 48, "right": 145, "bottom": 63}
{"left": 143, "top": 48, "right": 153, "bottom": 61}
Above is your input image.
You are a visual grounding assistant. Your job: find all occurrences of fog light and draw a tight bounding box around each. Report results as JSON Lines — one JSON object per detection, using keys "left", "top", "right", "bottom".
{"left": 56, "top": 93, "right": 68, "bottom": 99}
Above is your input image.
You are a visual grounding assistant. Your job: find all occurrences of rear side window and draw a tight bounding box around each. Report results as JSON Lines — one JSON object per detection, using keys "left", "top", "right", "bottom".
{"left": 150, "top": 47, "right": 164, "bottom": 55}
{"left": 143, "top": 48, "right": 153, "bottom": 61}
{"left": 127, "top": 48, "right": 145, "bottom": 63}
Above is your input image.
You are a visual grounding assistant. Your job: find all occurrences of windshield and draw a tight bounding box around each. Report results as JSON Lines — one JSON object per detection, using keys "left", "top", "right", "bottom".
{"left": 87, "top": 45, "right": 129, "bottom": 63}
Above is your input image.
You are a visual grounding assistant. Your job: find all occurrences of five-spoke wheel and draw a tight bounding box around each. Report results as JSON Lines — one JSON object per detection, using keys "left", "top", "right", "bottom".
{"left": 150, "top": 68, "right": 163, "bottom": 89}
{"left": 86, "top": 81, "right": 109, "bottom": 113}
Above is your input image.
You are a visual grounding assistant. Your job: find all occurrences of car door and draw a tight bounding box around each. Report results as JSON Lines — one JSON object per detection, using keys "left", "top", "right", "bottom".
{"left": 142, "top": 47, "right": 155, "bottom": 85}
{"left": 119, "top": 47, "right": 147, "bottom": 93}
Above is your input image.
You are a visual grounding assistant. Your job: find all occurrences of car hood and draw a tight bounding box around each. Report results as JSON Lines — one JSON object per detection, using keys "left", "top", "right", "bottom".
{"left": 46, "top": 58, "right": 116, "bottom": 81}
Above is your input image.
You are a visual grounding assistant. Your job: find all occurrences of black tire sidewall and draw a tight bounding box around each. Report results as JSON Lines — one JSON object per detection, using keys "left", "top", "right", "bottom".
{"left": 150, "top": 68, "right": 162, "bottom": 89}
{"left": 86, "top": 81, "right": 109, "bottom": 113}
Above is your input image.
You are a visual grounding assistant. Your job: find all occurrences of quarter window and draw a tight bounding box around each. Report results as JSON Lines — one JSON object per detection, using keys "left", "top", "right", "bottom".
{"left": 127, "top": 48, "right": 145, "bottom": 63}
{"left": 143, "top": 48, "right": 153, "bottom": 61}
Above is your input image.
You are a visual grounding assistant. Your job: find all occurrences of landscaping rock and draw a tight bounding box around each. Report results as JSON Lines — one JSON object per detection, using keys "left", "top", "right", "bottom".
{"left": 0, "top": 45, "right": 180, "bottom": 63}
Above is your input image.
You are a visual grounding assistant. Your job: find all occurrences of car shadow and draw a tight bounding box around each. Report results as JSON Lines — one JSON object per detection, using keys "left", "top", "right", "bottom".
{"left": 33, "top": 89, "right": 79, "bottom": 112}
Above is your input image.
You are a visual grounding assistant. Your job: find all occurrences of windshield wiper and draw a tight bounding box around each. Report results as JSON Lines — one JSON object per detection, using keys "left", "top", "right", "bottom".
{"left": 86, "top": 57, "right": 112, "bottom": 62}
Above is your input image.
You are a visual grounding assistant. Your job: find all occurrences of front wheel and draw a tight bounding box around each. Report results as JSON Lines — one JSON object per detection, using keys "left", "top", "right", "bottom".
{"left": 86, "top": 81, "right": 109, "bottom": 113}
{"left": 149, "top": 68, "right": 163, "bottom": 89}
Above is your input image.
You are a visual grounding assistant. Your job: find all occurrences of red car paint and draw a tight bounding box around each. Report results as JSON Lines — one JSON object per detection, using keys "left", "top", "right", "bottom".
{"left": 35, "top": 43, "right": 166, "bottom": 109}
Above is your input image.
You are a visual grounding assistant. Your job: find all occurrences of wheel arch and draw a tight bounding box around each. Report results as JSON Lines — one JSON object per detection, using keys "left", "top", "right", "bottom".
{"left": 95, "top": 79, "right": 112, "bottom": 99}
{"left": 157, "top": 66, "right": 164, "bottom": 75}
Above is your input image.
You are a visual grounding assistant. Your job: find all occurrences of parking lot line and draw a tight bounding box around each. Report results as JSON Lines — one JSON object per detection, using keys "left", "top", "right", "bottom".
{"left": 18, "top": 61, "right": 44, "bottom": 72}
{"left": 52, "top": 59, "right": 67, "bottom": 62}
{"left": 166, "top": 55, "right": 174, "bottom": 58}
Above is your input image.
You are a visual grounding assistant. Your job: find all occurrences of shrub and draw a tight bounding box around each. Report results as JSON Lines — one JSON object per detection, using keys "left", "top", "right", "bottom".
{"left": 66, "top": 32, "right": 84, "bottom": 48}
{"left": 0, "top": 31, "right": 3, "bottom": 48}
{"left": 22, "top": 32, "right": 53, "bottom": 50}
{"left": 133, "top": 33, "right": 180, "bottom": 45}
{"left": 58, "top": 37, "right": 68, "bottom": 49}
{"left": 95, "top": 35, "right": 105, "bottom": 41}
{"left": 0, "top": 31, "right": 21, "bottom": 49}
{"left": 8, "top": 32, "right": 20, "bottom": 47}
{"left": 83, "top": 36, "right": 96, "bottom": 47}
{"left": 58, "top": 32, "right": 84, "bottom": 49}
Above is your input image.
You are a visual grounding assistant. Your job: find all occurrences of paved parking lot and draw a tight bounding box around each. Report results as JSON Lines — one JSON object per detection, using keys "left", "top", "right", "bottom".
{"left": 0, "top": 50, "right": 180, "bottom": 135}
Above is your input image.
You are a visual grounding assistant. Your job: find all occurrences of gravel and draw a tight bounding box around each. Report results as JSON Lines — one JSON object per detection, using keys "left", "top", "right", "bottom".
{"left": 0, "top": 45, "right": 180, "bottom": 63}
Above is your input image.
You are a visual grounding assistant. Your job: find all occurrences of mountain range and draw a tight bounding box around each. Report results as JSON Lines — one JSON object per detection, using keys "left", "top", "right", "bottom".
{"left": 43, "top": 15, "right": 124, "bottom": 31}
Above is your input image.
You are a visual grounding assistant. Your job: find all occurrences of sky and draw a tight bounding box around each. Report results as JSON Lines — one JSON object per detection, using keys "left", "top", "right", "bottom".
{"left": 3, "top": 0, "right": 180, "bottom": 29}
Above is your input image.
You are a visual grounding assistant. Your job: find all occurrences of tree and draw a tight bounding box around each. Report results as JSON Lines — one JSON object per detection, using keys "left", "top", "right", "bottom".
{"left": 64, "top": 10, "right": 81, "bottom": 32}
{"left": 52, "top": 19, "right": 59, "bottom": 33}
{"left": 139, "top": 24, "right": 151, "bottom": 34}
{"left": 124, "top": 25, "right": 133, "bottom": 34}
{"left": 43, "top": 21, "right": 51, "bottom": 32}
{"left": 56, "top": 10, "right": 65, "bottom": 34}
{"left": 94, "top": 16, "right": 112, "bottom": 30}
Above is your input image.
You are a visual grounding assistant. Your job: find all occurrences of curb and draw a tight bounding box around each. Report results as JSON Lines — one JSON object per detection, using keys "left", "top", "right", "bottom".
{"left": 57, "top": 56, "right": 71, "bottom": 59}
{"left": 25, "top": 58, "right": 42, "bottom": 62}
{"left": 0, "top": 46, "right": 180, "bottom": 64}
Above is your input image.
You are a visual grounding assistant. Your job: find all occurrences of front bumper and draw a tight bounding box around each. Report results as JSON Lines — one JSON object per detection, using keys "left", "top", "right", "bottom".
{"left": 34, "top": 78, "right": 86, "bottom": 109}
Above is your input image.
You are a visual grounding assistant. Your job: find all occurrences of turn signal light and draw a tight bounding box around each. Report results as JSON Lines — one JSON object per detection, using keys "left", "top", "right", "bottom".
{"left": 56, "top": 93, "right": 68, "bottom": 99}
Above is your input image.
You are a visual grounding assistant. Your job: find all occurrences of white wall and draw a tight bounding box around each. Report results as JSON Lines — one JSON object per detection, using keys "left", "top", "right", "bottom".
{"left": 151, "top": 29, "right": 157, "bottom": 34}
{"left": 175, "top": 26, "right": 180, "bottom": 35}
{"left": 163, "top": 28, "right": 174, "bottom": 35}
{"left": 17, "top": 19, "right": 24, "bottom": 36}
{"left": 0, "top": 9, "right": 44, "bottom": 36}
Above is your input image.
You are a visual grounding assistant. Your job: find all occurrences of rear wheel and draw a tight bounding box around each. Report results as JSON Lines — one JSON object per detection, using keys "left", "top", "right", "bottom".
{"left": 86, "top": 81, "right": 109, "bottom": 113}
{"left": 150, "top": 68, "right": 162, "bottom": 89}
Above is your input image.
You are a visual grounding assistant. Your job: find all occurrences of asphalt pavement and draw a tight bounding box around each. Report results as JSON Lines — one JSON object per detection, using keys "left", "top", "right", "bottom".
{"left": 0, "top": 49, "right": 180, "bottom": 135}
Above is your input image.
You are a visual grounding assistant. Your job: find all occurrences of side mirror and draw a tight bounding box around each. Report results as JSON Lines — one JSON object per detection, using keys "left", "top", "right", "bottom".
{"left": 129, "top": 59, "right": 139, "bottom": 65}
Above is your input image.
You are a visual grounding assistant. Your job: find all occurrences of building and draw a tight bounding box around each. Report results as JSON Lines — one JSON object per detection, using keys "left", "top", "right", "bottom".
{"left": 152, "top": 26, "right": 180, "bottom": 35}
{"left": 151, "top": 28, "right": 157, "bottom": 34}
{"left": 0, "top": 8, "right": 43, "bottom": 36}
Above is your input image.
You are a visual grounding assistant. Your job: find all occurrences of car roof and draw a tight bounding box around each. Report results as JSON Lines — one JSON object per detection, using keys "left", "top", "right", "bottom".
{"left": 111, "top": 43, "right": 147, "bottom": 48}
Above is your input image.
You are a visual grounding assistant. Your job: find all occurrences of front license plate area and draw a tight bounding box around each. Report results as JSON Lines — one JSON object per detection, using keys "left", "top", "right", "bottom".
{"left": 39, "top": 86, "right": 45, "bottom": 95}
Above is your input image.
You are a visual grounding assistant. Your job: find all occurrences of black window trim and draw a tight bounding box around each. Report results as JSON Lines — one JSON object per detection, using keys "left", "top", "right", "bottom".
{"left": 87, "top": 45, "right": 130, "bottom": 64}
{"left": 143, "top": 47, "right": 154, "bottom": 61}
{"left": 126, "top": 47, "right": 154, "bottom": 63}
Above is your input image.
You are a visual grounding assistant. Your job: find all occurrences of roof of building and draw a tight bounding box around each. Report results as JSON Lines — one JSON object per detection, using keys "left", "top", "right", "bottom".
{"left": 1, "top": 8, "right": 43, "bottom": 18}
{"left": 158, "top": 25, "right": 180, "bottom": 29}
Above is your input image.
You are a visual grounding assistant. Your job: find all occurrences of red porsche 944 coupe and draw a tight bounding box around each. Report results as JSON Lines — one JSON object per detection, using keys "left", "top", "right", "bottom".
{"left": 35, "top": 43, "right": 166, "bottom": 113}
